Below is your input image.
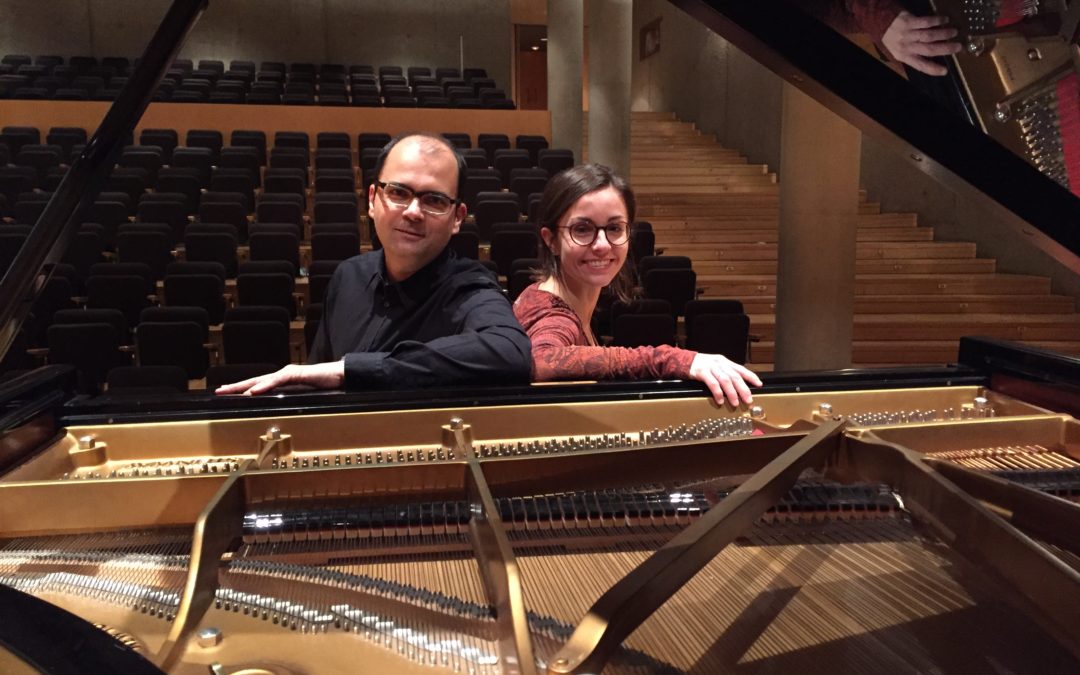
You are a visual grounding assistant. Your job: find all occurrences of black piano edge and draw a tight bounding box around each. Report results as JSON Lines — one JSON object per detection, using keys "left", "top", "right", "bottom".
{"left": 0, "top": 585, "right": 164, "bottom": 675}
{"left": 19, "top": 337, "right": 1070, "bottom": 426}
{"left": 53, "top": 366, "right": 993, "bottom": 426}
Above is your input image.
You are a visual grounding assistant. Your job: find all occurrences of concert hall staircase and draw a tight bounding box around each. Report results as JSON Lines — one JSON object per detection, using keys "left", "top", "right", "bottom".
{"left": 624, "top": 111, "right": 1080, "bottom": 369}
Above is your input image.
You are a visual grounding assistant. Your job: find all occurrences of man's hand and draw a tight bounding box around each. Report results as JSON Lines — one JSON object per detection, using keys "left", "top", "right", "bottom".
{"left": 688, "top": 353, "right": 763, "bottom": 407}
{"left": 215, "top": 361, "right": 346, "bottom": 396}
{"left": 882, "top": 11, "right": 961, "bottom": 76}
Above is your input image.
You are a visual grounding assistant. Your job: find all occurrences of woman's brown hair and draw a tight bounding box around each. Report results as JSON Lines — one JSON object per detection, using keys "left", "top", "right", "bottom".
{"left": 534, "top": 163, "right": 637, "bottom": 302}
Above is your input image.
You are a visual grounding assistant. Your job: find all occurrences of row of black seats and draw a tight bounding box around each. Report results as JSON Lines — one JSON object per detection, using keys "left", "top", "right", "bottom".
{"left": 1, "top": 55, "right": 489, "bottom": 83}
{"left": 0, "top": 125, "right": 560, "bottom": 170}
{"left": 1, "top": 54, "right": 513, "bottom": 108}
{"left": 0, "top": 126, "right": 566, "bottom": 190}
{"left": 35, "top": 303, "right": 308, "bottom": 393}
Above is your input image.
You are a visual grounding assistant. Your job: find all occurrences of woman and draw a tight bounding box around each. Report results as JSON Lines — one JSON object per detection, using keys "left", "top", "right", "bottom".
{"left": 513, "top": 164, "right": 762, "bottom": 406}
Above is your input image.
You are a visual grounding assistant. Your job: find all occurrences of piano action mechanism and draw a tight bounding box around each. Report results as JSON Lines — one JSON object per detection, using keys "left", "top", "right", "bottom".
{"left": 0, "top": 383, "right": 1077, "bottom": 673}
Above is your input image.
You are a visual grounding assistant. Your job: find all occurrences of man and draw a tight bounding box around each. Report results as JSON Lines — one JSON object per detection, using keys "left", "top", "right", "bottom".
{"left": 216, "top": 132, "right": 531, "bottom": 395}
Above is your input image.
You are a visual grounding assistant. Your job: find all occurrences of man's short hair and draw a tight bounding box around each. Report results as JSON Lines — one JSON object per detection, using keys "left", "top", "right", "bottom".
{"left": 373, "top": 132, "right": 468, "bottom": 204}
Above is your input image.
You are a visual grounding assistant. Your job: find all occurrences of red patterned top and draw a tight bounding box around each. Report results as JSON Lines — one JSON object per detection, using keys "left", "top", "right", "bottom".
{"left": 513, "top": 283, "right": 696, "bottom": 381}
{"left": 807, "top": 1, "right": 901, "bottom": 42}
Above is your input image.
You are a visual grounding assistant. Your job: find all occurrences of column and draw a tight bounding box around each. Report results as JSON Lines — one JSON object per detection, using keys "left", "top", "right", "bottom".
{"left": 774, "top": 83, "right": 861, "bottom": 371}
{"left": 587, "top": 0, "right": 632, "bottom": 176}
{"left": 547, "top": 0, "right": 584, "bottom": 163}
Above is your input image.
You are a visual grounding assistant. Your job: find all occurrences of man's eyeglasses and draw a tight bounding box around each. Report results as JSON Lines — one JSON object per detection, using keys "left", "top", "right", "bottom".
{"left": 562, "top": 219, "right": 630, "bottom": 247}
{"left": 375, "top": 180, "right": 458, "bottom": 216}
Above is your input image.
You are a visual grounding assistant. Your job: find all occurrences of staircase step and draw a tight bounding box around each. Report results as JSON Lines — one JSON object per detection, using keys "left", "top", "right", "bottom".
{"left": 727, "top": 295, "right": 1077, "bottom": 315}
{"left": 691, "top": 258, "right": 996, "bottom": 275}
{"left": 742, "top": 314, "right": 1080, "bottom": 342}
{"left": 631, "top": 166, "right": 772, "bottom": 177}
{"left": 750, "top": 340, "right": 1080, "bottom": 366}
{"left": 661, "top": 242, "right": 977, "bottom": 260}
{"left": 697, "top": 273, "right": 1052, "bottom": 296}
{"left": 658, "top": 226, "right": 936, "bottom": 244}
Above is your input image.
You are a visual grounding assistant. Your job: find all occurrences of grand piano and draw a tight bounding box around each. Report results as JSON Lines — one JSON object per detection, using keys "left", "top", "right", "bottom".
{"left": 0, "top": 1, "right": 1078, "bottom": 673}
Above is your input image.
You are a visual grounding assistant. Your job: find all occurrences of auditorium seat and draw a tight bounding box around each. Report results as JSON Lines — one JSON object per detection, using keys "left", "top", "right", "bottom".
{"left": 219, "top": 147, "right": 262, "bottom": 186}
{"left": 139, "top": 129, "right": 178, "bottom": 163}
{"left": 222, "top": 306, "right": 292, "bottom": 368}
{"left": 209, "top": 169, "right": 256, "bottom": 209}
{"left": 86, "top": 263, "right": 154, "bottom": 327}
{"left": 508, "top": 170, "right": 549, "bottom": 211}
{"left": 462, "top": 176, "right": 503, "bottom": 209}
{"left": 1, "top": 126, "right": 40, "bottom": 155}
{"left": 183, "top": 226, "right": 238, "bottom": 278}
{"left": 135, "top": 197, "right": 188, "bottom": 244}
{"left": 315, "top": 148, "right": 351, "bottom": 171}
{"left": 611, "top": 298, "right": 677, "bottom": 348}
{"left": 48, "top": 317, "right": 130, "bottom": 393}
{"left": 473, "top": 199, "right": 521, "bottom": 243}
{"left": 448, "top": 230, "right": 480, "bottom": 260}
{"left": 46, "top": 127, "right": 87, "bottom": 157}
{"left": 171, "top": 147, "right": 213, "bottom": 187}
{"left": 269, "top": 146, "right": 308, "bottom": 172}
{"left": 135, "top": 306, "right": 210, "bottom": 378}
{"left": 313, "top": 195, "right": 358, "bottom": 224}
{"left": 197, "top": 201, "right": 249, "bottom": 241}
{"left": 116, "top": 222, "right": 173, "bottom": 280}
{"left": 316, "top": 131, "right": 350, "bottom": 150}
{"left": 477, "top": 134, "right": 510, "bottom": 165}
{"left": 515, "top": 135, "right": 549, "bottom": 165}
{"left": 14, "top": 144, "right": 63, "bottom": 187}
{"left": 106, "top": 365, "right": 189, "bottom": 393}
{"left": 441, "top": 132, "right": 471, "bottom": 149}
{"left": 105, "top": 167, "right": 150, "bottom": 207}
{"left": 237, "top": 262, "right": 300, "bottom": 317}
{"left": 248, "top": 223, "right": 301, "bottom": 272}
{"left": 307, "top": 260, "right": 340, "bottom": 307}
{"left": 492, "top": 149, "right": 532, "bottom": 188}
{"left": 163, "top": 262, "right": 227, "bottom": 324}
{"left": 61, "top": 224, "right": 106, "bottom": 280}
{"left": 256, "top": 197, "right": 304, "bottom": 228}
{"left": 229, "top": 130, "right": 267, "bottom": 166}
{"left": 490, "top": 229, "right": 540, "bottom": 277}
{"left": 643, "top": 267, "right": 698, "bottom": 317}
{"left": 155, "top": 168, "right": 202, "bottom": 213}
{"left": 508, "top": 267, "right": 534, "bottom": 302}
{"left": 536, "top": 149, "right": 575, "bottom": 177}
{"left": 315, "top": 169, "right": 354, "bottom": 193}
{"left": 87, "top": 200, "right": 130, "bottom": 247}
{"left": 205, "top": 362, "right": 276, "bottom": 390}
{"left": 13, "top": 197, "right": 48, "bottom": 226}
{"left": 357, "top": 133, "right": 391, "bottom": 153}
{"left": 310, "top": 225, "right": 360, "bottom": 262}
{"left": 275, "top": 131, "right": 310, "bottom": 154}
{"left": 186, "top": 129, "right": 223, "bottom": 163}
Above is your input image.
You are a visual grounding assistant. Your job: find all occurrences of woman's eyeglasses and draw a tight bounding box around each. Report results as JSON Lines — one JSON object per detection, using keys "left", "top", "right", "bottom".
{"left": 375, "top": 180, "right": 458, "bottom": 216}
{"left": 562, "top": 219, "right": 630, "bottom": 246}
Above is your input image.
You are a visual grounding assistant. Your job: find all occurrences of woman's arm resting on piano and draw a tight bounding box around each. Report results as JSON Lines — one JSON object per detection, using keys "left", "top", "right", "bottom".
{"left": 215, "top": 361, "right": 345, "bottom": 396}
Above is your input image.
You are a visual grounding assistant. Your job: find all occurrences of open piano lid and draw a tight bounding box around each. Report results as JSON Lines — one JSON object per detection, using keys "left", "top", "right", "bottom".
{"left": 668, "top": 0, "right": 1080, "bottom": 270}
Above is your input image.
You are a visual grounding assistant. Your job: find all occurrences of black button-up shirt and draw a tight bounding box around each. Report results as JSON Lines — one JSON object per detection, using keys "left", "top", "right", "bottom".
{"left": 308, "top": 248, "right": 532, "bottom": 389}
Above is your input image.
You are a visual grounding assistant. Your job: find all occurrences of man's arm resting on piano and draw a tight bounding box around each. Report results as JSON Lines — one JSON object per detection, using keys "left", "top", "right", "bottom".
{"left": 214, "top": 361, "right": 346, "bottom": 396}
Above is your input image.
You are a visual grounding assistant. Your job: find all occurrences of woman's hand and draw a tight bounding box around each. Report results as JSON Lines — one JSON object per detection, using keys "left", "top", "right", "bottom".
{"left": 688, "top": 353, "right": 762, "bottom": 407}
{"left": 881, "top": 12, "right": 961, "bottom": 76}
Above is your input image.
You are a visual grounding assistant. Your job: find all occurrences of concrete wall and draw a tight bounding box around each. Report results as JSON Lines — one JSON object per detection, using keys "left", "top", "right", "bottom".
{"left": 630, "top": 0, "right": 782, "bottom": 169}
{"left": 861, "top": 137, "right": 1080, "bottom": 301}
{"left": 0, "top": 0, "right": 512, "bottom": 91}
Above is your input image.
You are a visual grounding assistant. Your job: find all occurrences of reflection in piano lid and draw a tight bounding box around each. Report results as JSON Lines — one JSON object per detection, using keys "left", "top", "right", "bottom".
{"left": 930, "top": 0, "right": 1080, "bottom": 194}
